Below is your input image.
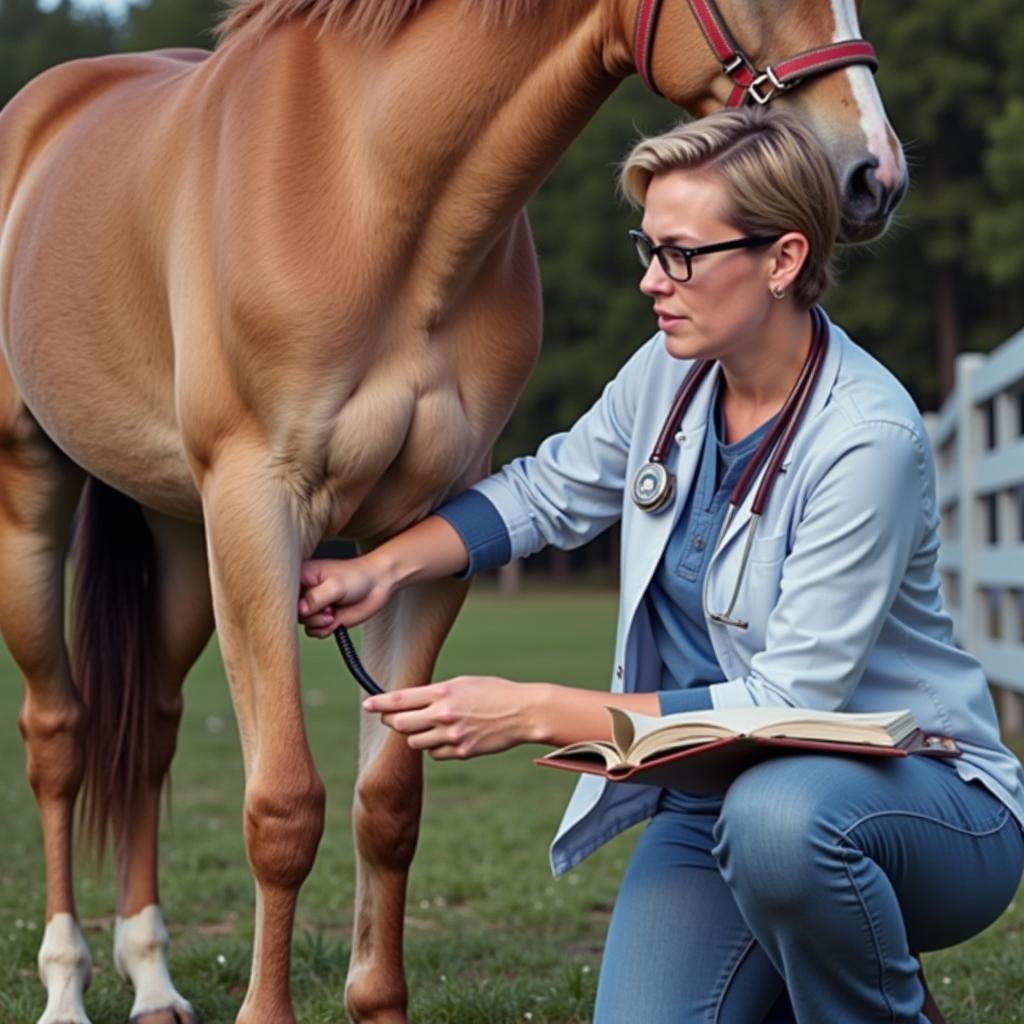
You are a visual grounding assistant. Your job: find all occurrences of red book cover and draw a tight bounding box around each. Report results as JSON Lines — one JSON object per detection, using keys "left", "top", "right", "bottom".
{"left": 534, "top": 730, "right": 959, "bottom": 796}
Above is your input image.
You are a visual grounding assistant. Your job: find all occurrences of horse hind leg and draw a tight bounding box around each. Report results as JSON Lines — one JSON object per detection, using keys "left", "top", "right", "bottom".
{"left": 109, "top": 512, "right": 213, "bottom": 1024}
{"left": 346, "top": 572, "right": 472, "bottom": 1024}
{"left": 0, "top": 399, "right": 89, "bottom": 1023}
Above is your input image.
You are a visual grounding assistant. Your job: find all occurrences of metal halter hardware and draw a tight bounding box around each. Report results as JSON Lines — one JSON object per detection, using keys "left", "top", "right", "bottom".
{"left": 634, "top": 0, "right": 879, "bottom": 106}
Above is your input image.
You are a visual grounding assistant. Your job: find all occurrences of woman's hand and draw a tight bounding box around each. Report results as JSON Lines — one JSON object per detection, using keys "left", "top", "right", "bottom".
{"left": 298, "top": 556, "right": 394, "bottom": 636}
{"left": 298, "top": 516, "right": 473, "bottom": 637}
{"left": 362, "top": 676, "right": 544, "bottom": 760}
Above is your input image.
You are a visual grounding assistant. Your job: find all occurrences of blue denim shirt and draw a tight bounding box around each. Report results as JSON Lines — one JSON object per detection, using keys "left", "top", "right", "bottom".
{"left": 647, "top": 395, "right": 774, "bottom": 713}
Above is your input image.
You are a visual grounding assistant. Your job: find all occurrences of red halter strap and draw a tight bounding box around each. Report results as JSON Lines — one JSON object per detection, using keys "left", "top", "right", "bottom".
{"left": 634, "top": 0, "right": 878, "bottom": 105}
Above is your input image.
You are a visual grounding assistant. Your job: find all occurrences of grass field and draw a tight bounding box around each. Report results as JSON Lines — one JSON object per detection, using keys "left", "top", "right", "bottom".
{"left": 1, "top": 589, "right": 1022, "bottom": 1023}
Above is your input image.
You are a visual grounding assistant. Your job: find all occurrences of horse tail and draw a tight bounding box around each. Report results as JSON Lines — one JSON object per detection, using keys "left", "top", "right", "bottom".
{"left": 71, "top": 476, "right": 158, "bottom": 860}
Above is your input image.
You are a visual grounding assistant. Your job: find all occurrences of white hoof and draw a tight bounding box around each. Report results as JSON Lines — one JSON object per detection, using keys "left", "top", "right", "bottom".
{"left": 114, "top": 906, "right": 194, "bottom": 1022}
{"left": 36, "top": 913, "right": 93, "bottom": 1024}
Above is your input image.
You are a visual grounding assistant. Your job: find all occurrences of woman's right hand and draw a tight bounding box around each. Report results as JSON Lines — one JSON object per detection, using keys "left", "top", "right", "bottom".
{"left": 298, "top": 556, "right": 393, "bottom": 637}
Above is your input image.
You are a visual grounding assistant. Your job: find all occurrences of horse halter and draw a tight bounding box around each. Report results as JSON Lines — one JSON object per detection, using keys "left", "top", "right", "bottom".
{"left": 634, "top": 0, "right": 878, "bottom": 105}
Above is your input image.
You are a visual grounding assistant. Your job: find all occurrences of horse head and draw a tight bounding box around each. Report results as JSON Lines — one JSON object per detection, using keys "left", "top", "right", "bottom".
{"left": 614, "top": 0, "right": 906, "bottom": 241}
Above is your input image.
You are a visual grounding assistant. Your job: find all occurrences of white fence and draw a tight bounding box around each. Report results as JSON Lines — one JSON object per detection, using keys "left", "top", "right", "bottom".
{"left": 925, "top": 329, "right": 1024, "bottom": 733}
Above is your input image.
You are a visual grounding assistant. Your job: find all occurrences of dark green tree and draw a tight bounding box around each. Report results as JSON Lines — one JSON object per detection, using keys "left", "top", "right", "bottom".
{"left": 1, "top": 0, "right": 116, "bottom": 105}
{"left": 120, "top": 0, "right": 221, "bottom": 51}
{"left": 972, "top": 95, "right": 1024, "bottom": 287}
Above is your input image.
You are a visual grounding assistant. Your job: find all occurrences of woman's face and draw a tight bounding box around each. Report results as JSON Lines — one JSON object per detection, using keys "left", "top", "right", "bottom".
{"left": 637, "top": 170, "right": 791, "bottom": 362}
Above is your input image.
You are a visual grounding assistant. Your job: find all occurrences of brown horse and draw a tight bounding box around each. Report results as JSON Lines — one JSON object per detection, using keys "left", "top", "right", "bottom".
{"left": 0, "top": 0, "right": 906, "bottom": 1021}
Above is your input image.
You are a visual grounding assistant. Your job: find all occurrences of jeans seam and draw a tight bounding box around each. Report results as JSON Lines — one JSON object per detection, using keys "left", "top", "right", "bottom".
{"left": 834, "top": 805, "right": 1013, "bottom": 1022}
{"left": 711, "top": 933, "right": 760, "bottom": 1024}
{"left": 839, "top": 805, "right": 1011, "bottom": 843}
{"left": 841, "top": 856, "right": 898, "bottom": 1023}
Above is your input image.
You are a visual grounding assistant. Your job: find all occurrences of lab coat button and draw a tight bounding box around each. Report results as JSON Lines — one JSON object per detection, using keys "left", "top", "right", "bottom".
{"left": 615, "top": 665, "right": 624, "bottom": 679}
{"left": 693, "top": 536, "right": 706, "bottom": 551}
{"left": 675, "top": 431, "right": 686, "bottom": 445}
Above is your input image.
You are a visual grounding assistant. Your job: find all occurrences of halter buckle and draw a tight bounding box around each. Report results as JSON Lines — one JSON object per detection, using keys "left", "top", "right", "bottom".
{"left": 721, "top": 53, "right": 746, "bottom": 76}
{"left": 747, "top": 66, "right": 789, "bottom": 105}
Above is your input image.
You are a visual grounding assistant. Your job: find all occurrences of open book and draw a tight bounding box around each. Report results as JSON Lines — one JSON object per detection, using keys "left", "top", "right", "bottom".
{"left": 534, "top": 706, "right": 959, "bottom": 794}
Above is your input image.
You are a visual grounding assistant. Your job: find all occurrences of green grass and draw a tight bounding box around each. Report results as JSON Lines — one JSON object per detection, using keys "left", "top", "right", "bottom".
{"left": 0, "top": 589, "right": 1022, "bottom": 1022}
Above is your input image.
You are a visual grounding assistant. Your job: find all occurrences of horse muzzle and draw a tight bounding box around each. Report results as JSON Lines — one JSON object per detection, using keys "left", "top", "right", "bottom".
{"left": 838, "top": 155, "right": 909, "bottom": 243}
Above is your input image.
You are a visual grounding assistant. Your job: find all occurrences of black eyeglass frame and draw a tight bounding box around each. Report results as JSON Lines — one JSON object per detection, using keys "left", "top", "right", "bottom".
{"left": 628, "top": 229, "right": 782, "bottom": 283}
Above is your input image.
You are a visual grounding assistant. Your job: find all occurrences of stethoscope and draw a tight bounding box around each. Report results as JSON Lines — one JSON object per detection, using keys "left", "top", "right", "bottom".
{"left": 632, "top": 305, "right": 829, "bottom": 630}
{"left": 334, "top": 307, "right": 830, "bottom": 695}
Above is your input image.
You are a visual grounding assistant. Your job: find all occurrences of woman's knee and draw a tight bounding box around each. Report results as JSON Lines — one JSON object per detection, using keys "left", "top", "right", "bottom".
{"left": 712, "top": 759, "right": 843, "bottom": 909}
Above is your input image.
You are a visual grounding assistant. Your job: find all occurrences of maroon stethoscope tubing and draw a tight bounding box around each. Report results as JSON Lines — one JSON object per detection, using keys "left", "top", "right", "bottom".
{"left": 633, "top": 305, "right": 829, "bottom": 519}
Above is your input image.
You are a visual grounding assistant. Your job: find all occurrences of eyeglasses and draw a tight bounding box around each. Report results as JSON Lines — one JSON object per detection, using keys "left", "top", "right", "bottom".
{"left": 629, "top": 229, "right": 782, "bottom": 283}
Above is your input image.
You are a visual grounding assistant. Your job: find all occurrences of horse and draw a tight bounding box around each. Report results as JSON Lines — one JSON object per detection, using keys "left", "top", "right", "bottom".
{"left": 0, "top": 0, "right": 906, "bottom": 1021}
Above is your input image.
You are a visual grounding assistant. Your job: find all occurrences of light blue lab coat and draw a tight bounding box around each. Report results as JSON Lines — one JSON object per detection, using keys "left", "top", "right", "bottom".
{"left": 465, "top": 317, "right": 1024, "bottom": 876}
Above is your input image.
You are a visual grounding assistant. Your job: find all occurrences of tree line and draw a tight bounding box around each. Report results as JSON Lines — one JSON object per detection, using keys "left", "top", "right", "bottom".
{"left": 3, "top": 0, "right": 1021, "bottom": 477}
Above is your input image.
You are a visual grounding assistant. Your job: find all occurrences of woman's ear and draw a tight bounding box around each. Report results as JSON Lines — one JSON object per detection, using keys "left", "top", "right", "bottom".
{"left": 768, "top": 232, "right": 809, "bottom": 295}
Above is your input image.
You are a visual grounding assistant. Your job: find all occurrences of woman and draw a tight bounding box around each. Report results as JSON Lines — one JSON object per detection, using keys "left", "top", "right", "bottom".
{"left": 298, "top": 107, "right": 1024, "bottom": 1022}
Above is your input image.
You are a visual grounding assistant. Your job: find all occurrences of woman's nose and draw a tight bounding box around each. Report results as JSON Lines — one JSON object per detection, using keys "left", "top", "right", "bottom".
{"left": 639, "top": 260, "right": 673, "bottom": 296}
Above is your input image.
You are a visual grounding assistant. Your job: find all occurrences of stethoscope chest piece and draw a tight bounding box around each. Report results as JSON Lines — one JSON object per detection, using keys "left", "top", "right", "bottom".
{"left": 632, "top": 461, "right": 674, "bottom": 512}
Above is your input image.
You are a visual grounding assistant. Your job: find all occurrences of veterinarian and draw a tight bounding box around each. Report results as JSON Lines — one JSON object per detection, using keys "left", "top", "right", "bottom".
{"left": 298, "top": 106, "right": 1024, "bottom": 1023}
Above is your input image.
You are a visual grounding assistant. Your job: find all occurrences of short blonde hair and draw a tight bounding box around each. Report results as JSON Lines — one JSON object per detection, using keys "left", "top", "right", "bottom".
{"left": 620, "top": 107, "right": 840, "bottom": 308}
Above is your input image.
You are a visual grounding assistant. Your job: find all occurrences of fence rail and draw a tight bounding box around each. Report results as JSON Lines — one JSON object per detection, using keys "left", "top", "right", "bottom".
{"left": 924, "top": 328, "right": 1024, "bottom": 733}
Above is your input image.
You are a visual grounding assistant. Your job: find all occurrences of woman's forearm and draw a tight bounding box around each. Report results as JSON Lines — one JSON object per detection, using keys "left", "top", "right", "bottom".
{"left": 528, "top": 684, "right": 661, "bottom": 747}
{"left": 367, "top": 514, "right": 471, "bottom": 588}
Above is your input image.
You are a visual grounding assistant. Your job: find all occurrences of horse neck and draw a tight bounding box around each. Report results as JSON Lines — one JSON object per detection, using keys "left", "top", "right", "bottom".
{"left": 222, "top": 1, "right": 627, "bottom": 272}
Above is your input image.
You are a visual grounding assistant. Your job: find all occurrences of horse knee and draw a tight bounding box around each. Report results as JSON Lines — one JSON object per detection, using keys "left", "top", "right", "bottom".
{"left": 20, "top": 695, "right": 86, "bottom": 801}
{"left": 244, "top": 773, "right": 326, "bottom": 890}
{"left": 353, "top": 765, "right": 422, "bottom": 872}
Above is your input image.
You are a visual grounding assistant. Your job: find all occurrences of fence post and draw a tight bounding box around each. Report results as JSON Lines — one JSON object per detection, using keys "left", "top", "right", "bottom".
{"left": 931, "top": 338, "right": 1024, "bottom": 737}
{"left": 952, "top": 353, "right": 983, "bottom": 658}
{"left": 994, "top": 387, "right": 1024, "bottom": 734}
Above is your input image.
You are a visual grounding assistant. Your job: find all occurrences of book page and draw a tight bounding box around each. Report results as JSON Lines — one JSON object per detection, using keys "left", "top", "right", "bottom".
{"left": 608, "top": 707, "right": 637, "bottom": 757}
{"left": 614, "top": 706, "right": 916, "bottom": 764}
{"left": 544, "top": 740, "right": 623, "bottom": 770}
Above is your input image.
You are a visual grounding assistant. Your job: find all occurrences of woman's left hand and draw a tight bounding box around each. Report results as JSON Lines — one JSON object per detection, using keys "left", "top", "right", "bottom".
{"left": 362, "top": 676, "right": 541, "bottom": 760}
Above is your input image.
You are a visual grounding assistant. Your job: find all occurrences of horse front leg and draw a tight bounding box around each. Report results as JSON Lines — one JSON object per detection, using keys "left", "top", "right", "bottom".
{"left": 112, "top": 514, "right": 213, "bottom": 1024}
{"left": 200, "top": 449, "right": 326, "bottom": 1024}
{"left": 345, "top": 576, "right": 472, "bottom": 1024}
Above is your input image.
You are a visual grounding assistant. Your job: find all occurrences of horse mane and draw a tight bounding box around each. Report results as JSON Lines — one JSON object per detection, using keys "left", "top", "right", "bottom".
{"left": 217, "top": 0, "right": 542, "bottom": 43}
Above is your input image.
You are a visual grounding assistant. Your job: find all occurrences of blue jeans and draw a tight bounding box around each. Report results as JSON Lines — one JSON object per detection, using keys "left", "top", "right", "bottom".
{"left": 594, "top": 754, "right": 1024, "bottom": 1023}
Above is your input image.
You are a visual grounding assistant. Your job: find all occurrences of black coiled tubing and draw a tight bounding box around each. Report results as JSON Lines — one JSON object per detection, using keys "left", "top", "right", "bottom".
{"left": 333, "top": 625, "right": 385, "bottom": 696}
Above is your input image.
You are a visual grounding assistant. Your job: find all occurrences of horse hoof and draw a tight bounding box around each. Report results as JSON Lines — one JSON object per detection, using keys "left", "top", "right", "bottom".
{"left": 130, "top": 1007, "right": 198, "bottom": 1024}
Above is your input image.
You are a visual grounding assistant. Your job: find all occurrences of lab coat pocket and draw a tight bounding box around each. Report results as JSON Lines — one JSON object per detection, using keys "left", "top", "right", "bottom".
{"left": 748, "top": 532, "right": 789, "bottom": 565}
{"left": 723, "top": 534, "right": 789, "bottom": 653}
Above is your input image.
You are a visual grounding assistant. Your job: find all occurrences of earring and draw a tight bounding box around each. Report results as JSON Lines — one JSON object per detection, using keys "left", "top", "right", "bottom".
{"left": 771, "top": 285, "right": 785, "bottom": 299}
